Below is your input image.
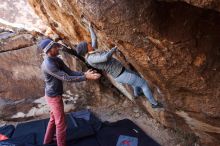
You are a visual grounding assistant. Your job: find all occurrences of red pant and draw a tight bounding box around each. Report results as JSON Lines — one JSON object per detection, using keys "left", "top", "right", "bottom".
{"left": 44, "top": 96, "right": 66, "bottom": 146}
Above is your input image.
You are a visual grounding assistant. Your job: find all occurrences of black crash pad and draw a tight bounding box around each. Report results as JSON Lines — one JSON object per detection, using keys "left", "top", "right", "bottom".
{"left": 96, "top": 119, "right": 160, "bottom": 146}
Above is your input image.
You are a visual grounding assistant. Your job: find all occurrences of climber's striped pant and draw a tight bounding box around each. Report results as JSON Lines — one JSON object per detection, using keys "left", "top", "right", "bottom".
{"left": 44, "top": 96, "right": 66, "bottom": 146}
{"left": 115, "top": 69, "right": 158, "bottom": 105}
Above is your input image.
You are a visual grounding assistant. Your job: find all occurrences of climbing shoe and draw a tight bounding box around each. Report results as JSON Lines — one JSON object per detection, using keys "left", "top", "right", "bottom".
{"left": 151, "top": 102, "right": 163, "bottom": 108}
{"left": 133, "top": 87, "right": 144, "bottom": 97}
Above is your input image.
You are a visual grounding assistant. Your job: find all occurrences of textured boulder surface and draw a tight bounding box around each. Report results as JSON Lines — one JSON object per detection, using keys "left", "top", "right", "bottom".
{"left": 28, "top": 0, "right": 220, "bottom": 145}
{"left": 0, "top": 28, "right": 120, "bottom": 121}
{"left": 160, "top": 0, "right": 220, "bottom": 12}
{"left": 0, "top": 29, "right": 44, "bottom": 118}
{"left": 0, "top": 0, "right": 46, "bottom": 31}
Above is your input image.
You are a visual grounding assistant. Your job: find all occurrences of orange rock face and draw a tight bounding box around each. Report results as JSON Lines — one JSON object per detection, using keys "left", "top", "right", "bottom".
{"left": 28, "top": 0, "right": 220, "bottom": 145}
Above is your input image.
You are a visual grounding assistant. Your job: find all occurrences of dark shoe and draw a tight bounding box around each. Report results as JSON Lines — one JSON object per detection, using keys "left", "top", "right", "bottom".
{"left": 151, "top": 103, "right": 163, "bottom": 108}
{"left": 134, "top": 87, "right": 144, "bottom": 97}
{"left": 133, "top": 92, "right": 144, "bottom": 99}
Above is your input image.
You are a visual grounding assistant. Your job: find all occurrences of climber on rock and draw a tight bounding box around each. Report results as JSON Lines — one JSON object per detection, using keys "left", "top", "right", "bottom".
{"left": 76, "top": 22, "right": 162, "bottom": 108}
{"left": 38, "top": 38, "right": 101, "bottom": 146}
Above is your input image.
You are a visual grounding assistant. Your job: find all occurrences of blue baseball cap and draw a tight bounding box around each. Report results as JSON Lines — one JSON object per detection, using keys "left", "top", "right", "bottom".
{"left": 38, "top": 38, "right": 60, "bottom": 53}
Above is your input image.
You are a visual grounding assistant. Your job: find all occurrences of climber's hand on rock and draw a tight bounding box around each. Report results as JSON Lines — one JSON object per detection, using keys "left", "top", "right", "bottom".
{"left": 89, "top": 22, "right": 92, "bottom": 28}
{"left": 111, "top": 46, "right": 118, "bottom": 53}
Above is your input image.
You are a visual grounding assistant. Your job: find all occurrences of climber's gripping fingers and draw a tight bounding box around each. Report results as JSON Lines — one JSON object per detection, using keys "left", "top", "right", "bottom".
{"left": 89, "top": 21, "right": 92, "bottom": 28}
{"left": 112, "top": 46, "right": 117, "bottom": 52}
{"left": 112, "top": 46, "right": 122, "bottom": 56}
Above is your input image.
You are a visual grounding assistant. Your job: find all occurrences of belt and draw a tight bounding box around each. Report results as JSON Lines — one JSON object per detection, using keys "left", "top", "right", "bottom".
{"left": 117, "top": 67, "right": 125, "bottom": 77}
